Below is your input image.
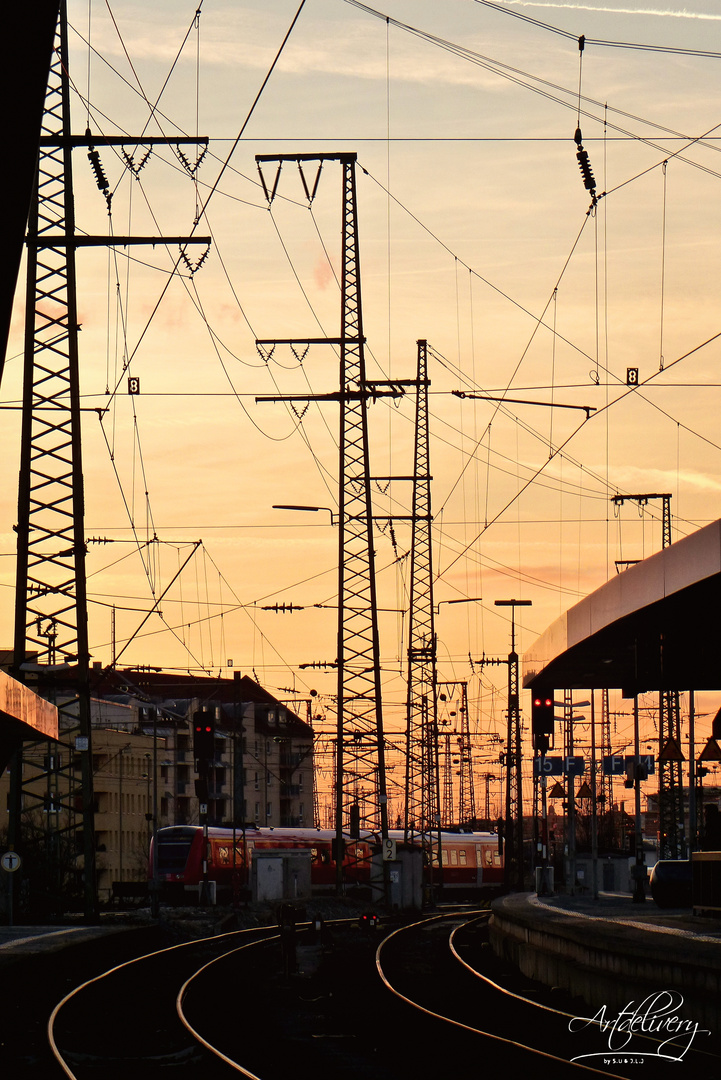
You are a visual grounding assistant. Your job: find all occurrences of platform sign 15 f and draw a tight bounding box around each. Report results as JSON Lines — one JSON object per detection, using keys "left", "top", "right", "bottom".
{"left": 534, "top": 756, "right": 585, "bottom": 776}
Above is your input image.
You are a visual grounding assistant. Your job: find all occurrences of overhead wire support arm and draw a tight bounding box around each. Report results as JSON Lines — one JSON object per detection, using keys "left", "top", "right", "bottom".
{"left": 255, "top": 152, "right": 356, "bottom": 206}
{"left": 28, "top": 235, "right": 212, "bottom": 248}
{"left": 256, "top": 390, "right": 403, "bottom": 403}
{"left": 41, "top": 135, "right": 210, "bottom": 147}
{"left": 453, "top": 390, "right": 596, "bottom": 419}
{"left": 256, "top": 338, "right": 365, "bottom": 346}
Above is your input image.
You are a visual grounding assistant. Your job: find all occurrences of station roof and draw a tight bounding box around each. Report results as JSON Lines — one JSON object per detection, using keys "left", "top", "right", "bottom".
{"left": 0, "top": 669, "right": 58, "bottom": 772}
{"left": 522, "top": 518, "right": 721, "bottom": 694}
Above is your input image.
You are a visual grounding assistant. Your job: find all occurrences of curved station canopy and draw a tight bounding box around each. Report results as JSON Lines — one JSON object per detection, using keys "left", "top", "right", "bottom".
{"left": 523, "top": 518, "right": 721, "bottom": 695}
{"left": 0, "top": 670, "right": 58, "bottom": 774}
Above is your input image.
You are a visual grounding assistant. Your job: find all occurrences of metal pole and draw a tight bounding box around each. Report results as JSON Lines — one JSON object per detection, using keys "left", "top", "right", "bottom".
{"left": 688, "top": 689, "right": 696, "bottom": 853}
{"left": 119, "top": 749, "right": 124, "bottom": 886}
{"left": 590, "top": 690, "right": 599, "bottom": 898}
{"left": 632, "top": 694, "right": 646, "bottom": 903}
{"left": 151, "top": 712, "right": 159, "bottom": 917}
{"left": 566, "top": 690, "right": 577, "bottom": 895}
{"left": 495, "top": 599, "right": 531, "bottom": 889}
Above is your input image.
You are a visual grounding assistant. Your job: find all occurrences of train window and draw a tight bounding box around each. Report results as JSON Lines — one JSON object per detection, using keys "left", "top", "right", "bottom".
{"left": 156, "top": 835, "right": 194, "bottom": 872}
{"left": 458, "top": 849, "right": 467, "bottom": 866}
{"left": 450, "top": 849, "right": 458, "bottom": 866}
{"left": 484, "top": 848, "right": 493, "bottom": 867}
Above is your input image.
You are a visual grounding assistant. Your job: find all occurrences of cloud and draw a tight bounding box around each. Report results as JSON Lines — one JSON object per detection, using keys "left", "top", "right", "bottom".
{"left": 314, "top": 255, "right": 335, "bottom": 292}
{"left": 503, "top": 1, "right": 721, "bottom": 20}
{"left": 77, "top": 8, "right": 520, "bottom": 93}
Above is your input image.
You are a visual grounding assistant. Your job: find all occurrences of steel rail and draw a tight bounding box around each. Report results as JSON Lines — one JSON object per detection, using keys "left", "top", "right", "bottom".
{"left": 375, "top": 910, "right": 614, "bottom": 1076}
{"left": 47, "top": 924, "right": 279, "bottom": 1079}
{"left": 175, "top": 917, "right": 359, "bottom": 1078}
{"left": 448, "top": 914, "right": 721, "bottom": 1070}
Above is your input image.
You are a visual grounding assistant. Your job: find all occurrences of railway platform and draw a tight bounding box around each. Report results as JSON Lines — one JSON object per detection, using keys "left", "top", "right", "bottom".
{"left": 490, "top": 889, "right": 721, "bottom": 1036}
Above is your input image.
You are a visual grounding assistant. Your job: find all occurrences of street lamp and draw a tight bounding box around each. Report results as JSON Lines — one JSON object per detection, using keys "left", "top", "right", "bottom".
{"left": 273, "top": 504, "right": 336, "bottom": 525}
{"left": 434, "top": 597, "right": 483, "bottom": 614}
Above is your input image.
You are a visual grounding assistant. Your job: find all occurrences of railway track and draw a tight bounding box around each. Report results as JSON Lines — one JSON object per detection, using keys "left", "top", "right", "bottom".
{"left": 43, "top": 907, "right": 721, "bottom": 1079}
{"left": 49, "top": 923, "right": 282, "bottom": 1079}
{"left": 376, "top": 910, "right": 720, "bottom": 1079}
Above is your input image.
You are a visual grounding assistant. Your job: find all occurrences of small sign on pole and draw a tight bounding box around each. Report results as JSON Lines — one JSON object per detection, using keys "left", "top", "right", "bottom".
{"left": 1, "top": 851, "right": 22, "bottom": 873}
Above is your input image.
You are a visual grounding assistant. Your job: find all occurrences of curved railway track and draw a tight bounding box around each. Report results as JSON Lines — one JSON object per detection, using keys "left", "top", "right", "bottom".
{"left": 45, "top": 907, "right": 721, "bottom": 1079}
{"left": 376, "top": 911, "right": 720, "bottom": 1079}
{"left": 49, "top": 923, "right": 282, "bottom": 1079}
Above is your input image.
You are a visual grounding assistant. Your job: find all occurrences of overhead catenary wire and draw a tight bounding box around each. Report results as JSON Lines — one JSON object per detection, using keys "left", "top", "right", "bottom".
{"left": 472, "top": 0, "right": 721, "bottom": 57}
{"left": 96, "top": 0, "right": 309, "bottom": 412}
{"left": 58, "top": 1, "right": 721, "bottom": 705}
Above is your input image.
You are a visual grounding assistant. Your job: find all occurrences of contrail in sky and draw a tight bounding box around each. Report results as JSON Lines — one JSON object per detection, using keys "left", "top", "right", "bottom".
{"left": 505, "top": 2, "right": 721, "bottom": 19}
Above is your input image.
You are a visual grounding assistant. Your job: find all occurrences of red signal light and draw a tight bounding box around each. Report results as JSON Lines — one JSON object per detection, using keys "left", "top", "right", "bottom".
{"left": 531, "top": 693, "right": 555, "bottom": 736}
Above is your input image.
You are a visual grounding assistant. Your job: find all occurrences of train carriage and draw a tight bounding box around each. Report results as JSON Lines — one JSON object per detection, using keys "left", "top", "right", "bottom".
{"left": 152, "top": 824, "right": 503, "bottom": 903}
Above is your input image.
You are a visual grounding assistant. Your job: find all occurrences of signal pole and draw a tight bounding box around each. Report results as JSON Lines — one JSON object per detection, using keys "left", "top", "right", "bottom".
{"left": 494, "top": 599, "right": 531, "bottom": 890}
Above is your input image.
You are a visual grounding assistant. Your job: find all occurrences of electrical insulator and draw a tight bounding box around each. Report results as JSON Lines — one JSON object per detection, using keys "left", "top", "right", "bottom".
{"left": 576, "top": 147, "right": 596, "bottom": 193}
{"left": 88, "top": 148, "right": 109, "bottom": 194}
{"left": 86, "top": 129, "right": 111, "bottom": 205}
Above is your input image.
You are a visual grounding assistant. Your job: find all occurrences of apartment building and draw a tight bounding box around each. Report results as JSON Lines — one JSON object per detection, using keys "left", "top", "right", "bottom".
{"left": 1, "top": 667, "right": 315, "bottom": 910}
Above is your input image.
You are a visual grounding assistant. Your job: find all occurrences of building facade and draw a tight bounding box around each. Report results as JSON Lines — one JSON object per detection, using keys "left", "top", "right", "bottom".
{"left": 1, "top": 667, "right": 315, "bottom": 910}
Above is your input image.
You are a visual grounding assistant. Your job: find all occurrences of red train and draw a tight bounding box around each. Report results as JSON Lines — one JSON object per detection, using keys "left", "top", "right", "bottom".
{"left": 152, "top": 824, "right": 504, "bottom": 904}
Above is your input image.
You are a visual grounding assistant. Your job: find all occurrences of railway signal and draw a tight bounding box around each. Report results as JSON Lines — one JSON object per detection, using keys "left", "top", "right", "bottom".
{"left": 531, "top": 693, "right": 555, "bottom": 734}
{"left": 193, "top": 710, "right": 215, "bottom": 766}
{"left": 531, "top": 692, "right": 555, "bottom": 754}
